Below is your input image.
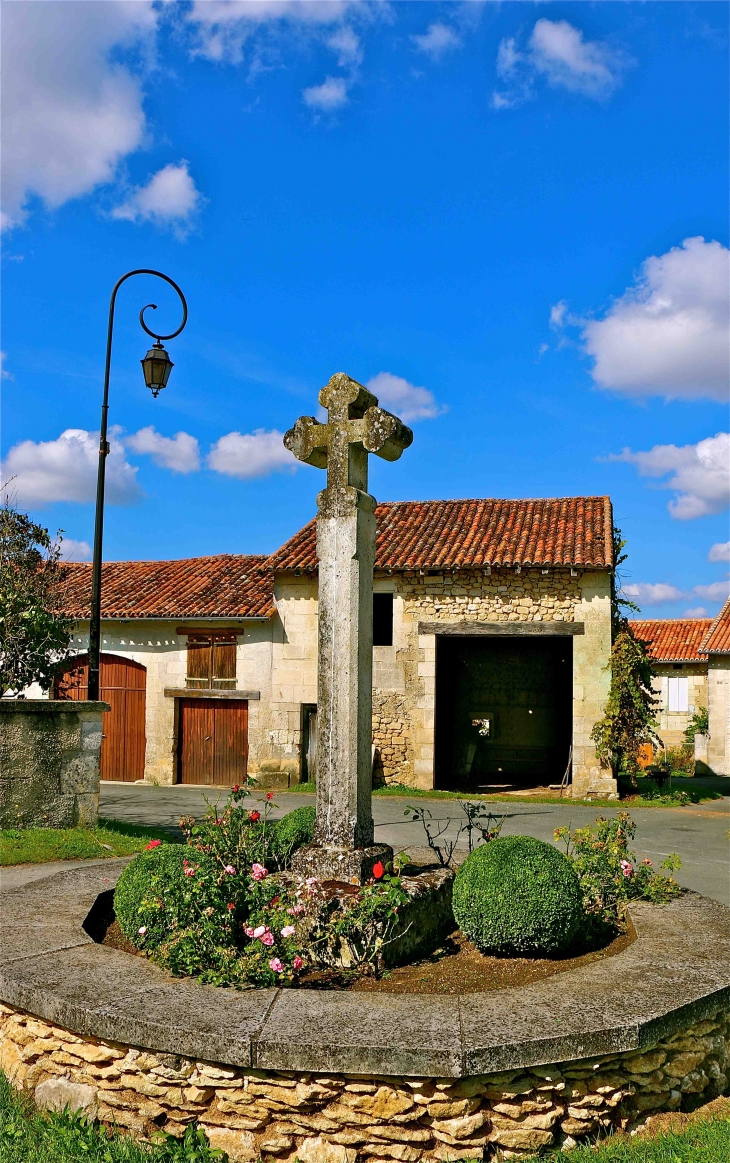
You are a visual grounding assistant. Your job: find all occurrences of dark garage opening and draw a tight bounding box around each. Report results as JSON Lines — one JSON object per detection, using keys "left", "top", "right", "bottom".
{"left": 435, "top": 635, "right": 573, "bottom": 791}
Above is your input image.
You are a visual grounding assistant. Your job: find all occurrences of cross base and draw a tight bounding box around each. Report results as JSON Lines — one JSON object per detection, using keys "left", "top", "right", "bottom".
{"left": 290, "top": 843, "right": 394, "bottom": 886}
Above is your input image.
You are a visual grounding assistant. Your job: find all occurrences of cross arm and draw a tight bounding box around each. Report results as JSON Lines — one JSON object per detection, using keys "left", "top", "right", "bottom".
{"left": 283, "top": 415, "right": 328, "bottom": 468}
{"left": 363, "top": 406, "right": 413, "bottom": 462}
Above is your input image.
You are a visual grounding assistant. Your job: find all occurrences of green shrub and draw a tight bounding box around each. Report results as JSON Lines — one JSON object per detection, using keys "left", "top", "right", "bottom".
{"left": 114, "top": 844, "right": 222, "bottom": 950}
{"left": 452, "top": 835, "right": 583, "bottom": 956}
{"left": 272, "top": 806, "right": 315, "bottom": 866}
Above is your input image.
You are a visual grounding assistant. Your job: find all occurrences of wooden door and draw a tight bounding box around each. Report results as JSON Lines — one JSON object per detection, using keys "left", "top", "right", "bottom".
{"left": 55, "top": 653, "right": 146, "bottom": 782}
{"left": 178, "top": 699, "right": 248, "bottom": 785}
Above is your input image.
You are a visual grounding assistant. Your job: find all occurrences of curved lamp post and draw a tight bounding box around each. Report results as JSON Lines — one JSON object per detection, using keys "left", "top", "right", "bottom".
{"left": 88, "top": 270, "right": 188, "bottom": 701}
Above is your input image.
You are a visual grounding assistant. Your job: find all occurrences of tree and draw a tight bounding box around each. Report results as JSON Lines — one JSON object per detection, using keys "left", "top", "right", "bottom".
{"left": 590, "top": 629, "right": 661, "bottom": 784}
{"left": 0, "top": 499, "right": 73, "bottom": 696}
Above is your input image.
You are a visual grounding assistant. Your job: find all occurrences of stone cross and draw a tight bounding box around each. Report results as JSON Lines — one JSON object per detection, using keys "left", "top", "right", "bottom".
{"left": 284, "top": 372, "right": 413, "bottom": 883}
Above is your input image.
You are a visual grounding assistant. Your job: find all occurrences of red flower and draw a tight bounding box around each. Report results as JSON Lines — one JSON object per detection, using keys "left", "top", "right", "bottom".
{"left": 227, "top": 903, "right": 235, "bottom": 912}
{"left": 145, "top": 840, "right": 161, "bottom": 850}
{"left": 249, "top": 810, "right": 261, "bottom": 823}
{"left": 372, "top": 861, "right": 384, "bottom": 880}
{"left": 232, "top": 785, "right": 240, "bottom": 793}
{"left": 265, "top": 791, "right": 275, "bottom": 801}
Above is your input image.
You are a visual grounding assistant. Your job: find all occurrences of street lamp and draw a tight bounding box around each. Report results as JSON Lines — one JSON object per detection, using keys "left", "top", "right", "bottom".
{"left": 88, "top": 270, "right": 188, "bottom": 701}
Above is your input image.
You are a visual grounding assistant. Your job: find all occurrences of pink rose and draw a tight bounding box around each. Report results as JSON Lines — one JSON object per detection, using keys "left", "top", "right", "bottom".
{"left": 288, "top": 904, "right": 305, "bottom": 916}
{"left": 269, "top": 958, "right": 284, "bottom": 973}
{"left": 223, "top": 865, "right": 236, "bottom": 875}
{"left": 184, "top": 867, "right": 195, "bottom": 877}
{"left": 253, "top": 926, "right": 267, "bottom": 939}
{"left": 280, "top": 925, "right": 296, "bottom": 938}
{"left": 620, "top": 860, "right": 633, "bottom": 878}
{"left": 244, "top": 926, "right": 255, "bottom": 937}
{"left": 251, "top": 863, "right": 268, "bottom": 881}
{"left": 292, "top": 956, "right": 304, "bottom": 972}
{"left": 145, "top": 840, "right": 161, "bottom": 850}
{"left": 138, "top": 926, "right": 147, "bottom": 936}
{"left": 261, "top": 932, "right": 275, "bottom": 947}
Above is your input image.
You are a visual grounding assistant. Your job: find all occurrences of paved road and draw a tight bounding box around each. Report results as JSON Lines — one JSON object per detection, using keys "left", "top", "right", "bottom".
{"left": 98, "top": 782, "right": 730, "bottom": 907}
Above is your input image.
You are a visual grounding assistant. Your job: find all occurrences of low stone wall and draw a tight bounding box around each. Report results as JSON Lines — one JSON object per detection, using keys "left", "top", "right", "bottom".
{"left": 2, "top": 1003, "right": 728, "bottom": 1161}
{"left": 0, "top": 700, "right": 109, "bottom": 829}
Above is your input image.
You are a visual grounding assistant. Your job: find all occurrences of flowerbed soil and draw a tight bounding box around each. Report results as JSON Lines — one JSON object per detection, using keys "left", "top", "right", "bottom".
{"left": 100, "top": 913, "right": 634, "bottom": 994}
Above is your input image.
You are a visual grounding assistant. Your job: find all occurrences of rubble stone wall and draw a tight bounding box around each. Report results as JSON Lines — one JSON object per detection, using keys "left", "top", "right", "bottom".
{"left": 2, "top": 1002, "right": 727, "bottom": 1162}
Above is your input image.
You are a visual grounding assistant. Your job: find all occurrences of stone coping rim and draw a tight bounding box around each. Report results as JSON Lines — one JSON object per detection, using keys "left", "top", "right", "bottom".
{"left": 1, "top": 861, "right": 729, "bottom": 1078}
{"left": 0, "top": 700, "right": 110, "bottom": 713}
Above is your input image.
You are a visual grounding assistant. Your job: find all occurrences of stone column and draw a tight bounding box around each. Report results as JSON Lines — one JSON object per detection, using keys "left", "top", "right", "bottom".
{"left": 284, "top": 373, "right": 412, "bottom": 882}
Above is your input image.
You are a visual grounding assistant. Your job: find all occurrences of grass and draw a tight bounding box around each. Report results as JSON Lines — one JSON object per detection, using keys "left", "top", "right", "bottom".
{"left": 0, "top": 1073, "right": 728, "bottom": 1163}
{"left": 0, "top": 819, "right": 182, "bottom": 867}
{"left": 287, "top": 779, "right": 724, "bottom": 809}
{"left": 0, "top": 1072, "right": 224, "bottom": 1163}
{"left": 538, "top": 1113, "right": 730, "bottom": 1163}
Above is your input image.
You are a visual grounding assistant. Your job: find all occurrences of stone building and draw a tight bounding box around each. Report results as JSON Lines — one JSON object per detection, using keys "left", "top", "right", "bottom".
{"left": 631, "top": 609, "right": 730, "bottom": 777}
{"left": 630, "top": 619, "right": 711, "bottom": 751}
{"left": 52, "top": 496, "right": 616, "bottom": 798}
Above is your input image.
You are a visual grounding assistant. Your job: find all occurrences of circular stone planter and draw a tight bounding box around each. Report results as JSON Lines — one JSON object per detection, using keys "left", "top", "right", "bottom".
{"left": 1, "top": 862, "right": 729, "bottom": 1161}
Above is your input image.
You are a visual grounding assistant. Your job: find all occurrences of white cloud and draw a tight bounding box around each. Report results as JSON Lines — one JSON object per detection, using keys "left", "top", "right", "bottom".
{"left": 611, "top": 433, "right": 729, "bottom": 520}
{"left": 187, "top": 1, "right": 359, "bottom": 64}
{"left": 126, "top": 427, "right": 200, "bottom": 474}
{"left": 549, "top": 301, "right": 568, "bottom": 329}
{"left": 493, "top": 19, "right": 629, "bottom": 109}
{"left": 366, "top": 372, "right": 446, "bottom": 423}
{"left": 411, "top": 23, "right": 461, "bottom": 60}
{"left": 58, "top": 538, "right": 93, "bottom": 563}
{"left": 709, "top": 541, "right": 730, "bottom": 563}
{"left": 2, "top": 1, "right": 157, "bottom": 230}
{"left": 327, "top": 26, "right": 362, "bottom": 67}
{"left": 1, "top": 428, "right": 141, "bottom": 507}
{"left": 622, "top": 582, "right": 685, "bottom": 606}
{"left": 684, "top": 606, "right": 708, "bottom": 618}
{"left": 581, "top": 238, "right": 729, "bottom": 401}
{"left": 207, "top": 429, "right": 297, "bottom": 479}
{"left": 693, "top": 579, "right": 730, "bottom": 602}
{"left": 303, "top": 76, "right": 349, "bottom": 111}
{"left": 1, "top": 353, "right": 13, "bottom": 381}
{"left": 111, "top": 162, "right": 203, "bottom": 236}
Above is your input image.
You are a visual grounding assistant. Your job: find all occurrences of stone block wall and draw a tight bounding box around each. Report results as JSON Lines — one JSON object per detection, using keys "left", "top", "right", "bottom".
{"left": 1, "top": 1002, "right": 727, "bottom": 1161}
{"left": 650, "top": 664, "right": 709, "bottom": 753}
{"left": 0, "top": 701, "right": 108, "bottom": 828}
{"left": 707, "top": 656, "right": 729, "bottom": 777}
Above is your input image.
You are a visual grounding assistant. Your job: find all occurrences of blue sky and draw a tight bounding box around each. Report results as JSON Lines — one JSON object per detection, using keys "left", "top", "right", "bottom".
{"left": 2, "top": 1, "right": 728, "bottom": 619}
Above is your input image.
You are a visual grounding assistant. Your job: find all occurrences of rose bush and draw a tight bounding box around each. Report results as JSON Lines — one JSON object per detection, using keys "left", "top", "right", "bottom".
{"left": 554, "top": 811, "right": 682, "bottom": 936}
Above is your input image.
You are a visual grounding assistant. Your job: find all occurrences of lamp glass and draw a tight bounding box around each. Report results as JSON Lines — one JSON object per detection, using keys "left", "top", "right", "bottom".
{"left": 141, "top": 342, "right": 173, "bottom": 397}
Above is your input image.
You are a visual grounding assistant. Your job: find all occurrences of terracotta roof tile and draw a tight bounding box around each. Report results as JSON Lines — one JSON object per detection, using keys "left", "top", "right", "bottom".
{"left": 268, "top": 496, "right": 614, "bottom": 572}
{"left": 629, "top": 619, "right": 712, "bottom": 663}
{"left": 700, "top": 597, "right": 730, "bottom": 655}
{"left": 60, "top": 555, "right": 274, "bottom": 620}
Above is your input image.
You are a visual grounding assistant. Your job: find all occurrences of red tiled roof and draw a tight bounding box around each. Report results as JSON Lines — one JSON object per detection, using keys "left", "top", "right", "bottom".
{"left": 700, "top": 597, "right": 730, "bottom": 655}
{"left": 60, "top": 556, "right": 274, "bottom": 620}
{"left": 629, "top": 619, "right": 712, "bottom": 663}
{"left": 267, "top": 497, "right": 614, "bottom": 572}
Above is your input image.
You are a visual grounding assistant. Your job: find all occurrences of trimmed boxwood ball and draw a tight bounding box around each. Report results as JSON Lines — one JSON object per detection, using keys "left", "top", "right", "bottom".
{"left": 114, "top": 844, "right": 216, "bottom": 949}
{"left": 272, "top": 805, "right": 316, "bottom": 864}
{"left": 453, "top": 835, "right": 584, "bottom": 956}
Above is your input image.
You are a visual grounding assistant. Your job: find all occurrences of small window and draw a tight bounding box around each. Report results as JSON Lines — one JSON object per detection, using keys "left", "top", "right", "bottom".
{"left": 186, "top": 634, "right": 237, "bottom": 690}
{"left": 667, "top": 676, "right": 688, "bottom": 713}
{"left": 373, "top": 593, "right": 394, "bottom": 647}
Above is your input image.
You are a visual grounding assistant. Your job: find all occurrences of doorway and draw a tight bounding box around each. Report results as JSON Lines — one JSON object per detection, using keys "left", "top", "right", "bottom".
{"left": 435, "top": 636, "right": 572, "bottom": 791}
{"left": 178, "top": 698, "right": 248, "bottom": 786}
{"left": 54, "top": 653, "right": 146, "bottom": 782}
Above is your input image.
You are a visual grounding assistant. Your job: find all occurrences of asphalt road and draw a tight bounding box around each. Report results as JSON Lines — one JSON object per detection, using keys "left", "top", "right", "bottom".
{"left": 98, "top": 782, "right": 730, "bottom": 907}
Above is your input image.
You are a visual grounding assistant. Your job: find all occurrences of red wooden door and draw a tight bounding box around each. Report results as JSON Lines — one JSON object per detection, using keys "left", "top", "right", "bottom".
{"left": 178, "top": 699, "right": 248, "bottom": 785}
{"left": 55, "top": 654, "right": 146, "bottom": 782}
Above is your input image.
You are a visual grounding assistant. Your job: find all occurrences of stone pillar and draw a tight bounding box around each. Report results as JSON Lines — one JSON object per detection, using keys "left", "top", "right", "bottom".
{"left": 0, "top": 700, "right": 109, "bottom": 828}
{"left": 284, "top": 373, "right": 412, "bottom": 882}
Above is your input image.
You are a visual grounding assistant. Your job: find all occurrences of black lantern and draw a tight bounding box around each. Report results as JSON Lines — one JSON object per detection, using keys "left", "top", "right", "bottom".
{"left": 141, "top": 340, "right": 174, "bottom": 397}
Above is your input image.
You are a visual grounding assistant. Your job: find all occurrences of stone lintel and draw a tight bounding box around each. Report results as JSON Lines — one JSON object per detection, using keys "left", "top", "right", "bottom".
{"left": 0, "top": 700, "right": 110, "bottom": 714}
{"left": 417, "top": 620, "right": 585, "bottom": 636}
{"left": 163, "top": 688, "right": 260, "bottom": 700}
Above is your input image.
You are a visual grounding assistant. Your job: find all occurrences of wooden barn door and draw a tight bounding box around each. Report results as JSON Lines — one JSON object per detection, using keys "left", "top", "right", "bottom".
{"left": 178, "top": 699, "right": 248, "bottom": 786}
{"left": 55, "top": 653, "right": 146, "bottom": 782}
